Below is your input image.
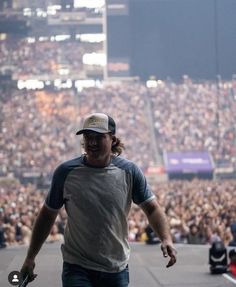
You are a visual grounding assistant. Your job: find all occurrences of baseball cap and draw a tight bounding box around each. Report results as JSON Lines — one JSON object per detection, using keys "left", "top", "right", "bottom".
{"left": 76, "top": 113, "right": 116, "bottom": 135}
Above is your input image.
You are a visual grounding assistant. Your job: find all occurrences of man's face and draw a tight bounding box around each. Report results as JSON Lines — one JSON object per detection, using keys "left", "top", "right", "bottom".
{"left": 83, "top": 131, "right": 113, "bottom": 163}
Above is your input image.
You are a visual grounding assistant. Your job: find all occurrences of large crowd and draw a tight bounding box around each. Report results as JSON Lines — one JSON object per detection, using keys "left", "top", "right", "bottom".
{"left": 0, "top": 36, "right": 102, "bottom": 79}
{"left": 1, "top": 88, "right": 78, "bottom": 178}
{"left": 148, "top": 77, "right": 236, "bottom": 167}
{"left": 1, "top": 178, "right": 236, "bottom": 248}
{"left": 1, "top": 33, "right": 236, "bottom": 247}
{"left": 2, "top": 79, "right": 236, "bottom": 177}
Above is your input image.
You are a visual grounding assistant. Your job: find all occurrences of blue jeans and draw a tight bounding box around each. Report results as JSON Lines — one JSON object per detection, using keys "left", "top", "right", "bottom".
{"left": 62, "top": 262, "right": 129, "bottom": 287}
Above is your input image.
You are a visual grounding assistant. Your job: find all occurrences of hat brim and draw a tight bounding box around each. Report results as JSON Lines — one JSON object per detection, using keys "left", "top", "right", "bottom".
{"left": 76, "top": 128, "right": 110, "bottom": 135}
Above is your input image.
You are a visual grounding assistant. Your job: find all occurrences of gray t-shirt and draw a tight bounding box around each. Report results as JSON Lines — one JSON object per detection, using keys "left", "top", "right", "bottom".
{"left": 45, "top": 155, "right": 155, "bottom": 272}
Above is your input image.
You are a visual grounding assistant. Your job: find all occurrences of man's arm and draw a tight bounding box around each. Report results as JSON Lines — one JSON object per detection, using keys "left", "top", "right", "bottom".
{"left": 20, "top": 204, "right": 59, "bottom": 281}
{"left": 141, "top": 198, "right": 177, "bottom": 268}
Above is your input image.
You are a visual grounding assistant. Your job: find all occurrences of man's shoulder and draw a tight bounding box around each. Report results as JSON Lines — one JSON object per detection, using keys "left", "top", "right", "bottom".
{"left": 112, "top": 156, "right": 140, "bottom": 172}
{"left": 61, "top": 155, "right": 83, "bottom": 167}
{"left": 112, "top": 155, "right": 133, "bottom": 166}
{"left": 54, "top": 156, "right": 84, "bottom": 175}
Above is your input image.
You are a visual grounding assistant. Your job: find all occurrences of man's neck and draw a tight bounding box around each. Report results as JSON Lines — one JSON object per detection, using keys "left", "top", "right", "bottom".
{"left": 84, "top": 155, "right": 112, "bottom": 168}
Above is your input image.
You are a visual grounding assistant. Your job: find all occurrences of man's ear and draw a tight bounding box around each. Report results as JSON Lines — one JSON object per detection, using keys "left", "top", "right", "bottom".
{"left": 112, "top": 135, "right": 117, "bottom": 146}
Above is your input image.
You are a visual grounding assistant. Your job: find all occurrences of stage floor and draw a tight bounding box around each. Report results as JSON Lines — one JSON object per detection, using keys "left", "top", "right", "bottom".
{"left": 0, "top": 242, "right": 236, "bottom": 287}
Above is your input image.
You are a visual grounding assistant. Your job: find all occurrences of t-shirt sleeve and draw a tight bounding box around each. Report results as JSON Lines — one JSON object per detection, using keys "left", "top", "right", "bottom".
{"left": 131, "top": 164, "right": 155, "bottom": 206}
{"left": 45, "top": 164, "right": 69, "bottom": 210}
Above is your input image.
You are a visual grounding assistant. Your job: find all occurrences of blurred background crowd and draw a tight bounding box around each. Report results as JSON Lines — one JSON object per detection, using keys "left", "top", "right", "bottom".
{"left": 1, "top": 0, "right": 236, "bottom": 249}
{"left": 0, "top": 36, "right": 100, "bottom": 78}
{"left": 1, "top": 79, "right": 236, "bottom": 177}
{"left": 1, "top": 78, "right": 236, "bottom": 248}
{"left": 1, "top": 177, "right": 236, "bottom": 248}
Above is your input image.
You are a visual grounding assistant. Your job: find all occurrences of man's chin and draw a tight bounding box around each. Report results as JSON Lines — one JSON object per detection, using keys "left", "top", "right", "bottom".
{"left": 87, "top": 151, "right": 101, "bottom": 158}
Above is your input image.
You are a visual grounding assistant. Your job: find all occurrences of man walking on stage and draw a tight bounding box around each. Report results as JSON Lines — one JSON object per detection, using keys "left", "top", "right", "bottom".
{"left": 20, "top": 112, "right": 177, "bottom": 287}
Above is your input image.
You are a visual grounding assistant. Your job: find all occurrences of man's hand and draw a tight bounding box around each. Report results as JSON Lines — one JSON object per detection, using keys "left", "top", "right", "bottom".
{"left": 161, "top": 240, "right": 177, "bottom": 268}
{"left": 20, "top": 258, "right": 37, "bottom": 282}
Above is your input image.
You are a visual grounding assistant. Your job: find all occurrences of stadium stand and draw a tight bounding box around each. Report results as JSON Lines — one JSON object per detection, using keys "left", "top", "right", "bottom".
{"left": 0, "top": 1, "right": 236, "bottom": 249}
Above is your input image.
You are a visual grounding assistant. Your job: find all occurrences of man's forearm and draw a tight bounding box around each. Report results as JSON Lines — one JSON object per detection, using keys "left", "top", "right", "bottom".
{"left": 26, "top": 205, "right": 58, "bottom": 260}
{"left": 142, "top": 199, "right": 177, "bottom": 267}
{"left": 147, "top": 205, "right": 172, "bottom": 242}
{"left": 142, "top": 199, "right": 172, "bottom": 242}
